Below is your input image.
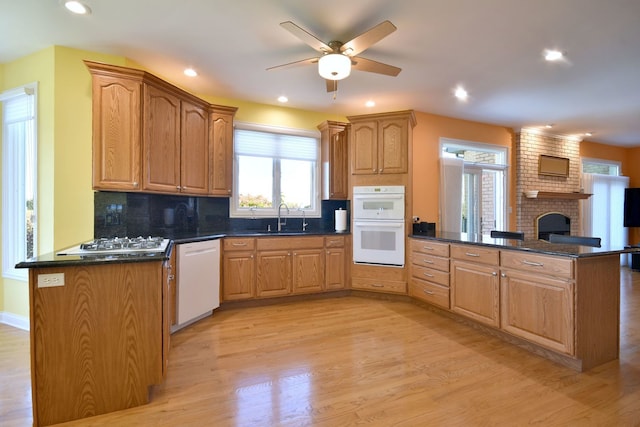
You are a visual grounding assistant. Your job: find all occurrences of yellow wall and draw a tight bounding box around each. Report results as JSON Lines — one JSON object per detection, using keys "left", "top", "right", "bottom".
{"left": 411, "top": 111, "right": 515, "bottom": 230}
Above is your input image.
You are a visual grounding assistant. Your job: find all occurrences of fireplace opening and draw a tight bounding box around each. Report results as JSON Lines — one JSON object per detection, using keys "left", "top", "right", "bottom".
{"left": 536, "top": 212, "right": 571, "bottom": 240}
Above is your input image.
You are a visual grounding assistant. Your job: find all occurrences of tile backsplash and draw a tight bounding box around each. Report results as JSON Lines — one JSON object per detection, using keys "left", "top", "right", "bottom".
{"left": 94, "top": 192, "right": 348, "bottom": 238}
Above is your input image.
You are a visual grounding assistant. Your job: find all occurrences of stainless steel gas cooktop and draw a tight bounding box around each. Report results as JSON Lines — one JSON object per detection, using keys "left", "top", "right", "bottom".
{"left": 57, "top": 236, "right": 170, "bottom": 256}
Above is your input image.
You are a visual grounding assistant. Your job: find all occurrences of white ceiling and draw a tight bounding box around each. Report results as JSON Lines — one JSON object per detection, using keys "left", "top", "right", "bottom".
{"left": 2, "top": 0, "right": 640, "bottom": 147}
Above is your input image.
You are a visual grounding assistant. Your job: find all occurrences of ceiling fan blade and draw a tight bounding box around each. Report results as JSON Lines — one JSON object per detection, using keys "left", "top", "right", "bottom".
{"left": 266, "top": 57, "right": 318, "bottom": 71}
{"left": 326, "top": 79, "right": 338, "bottom": 93}
{"left": 340, "top": 20, "right": 397, "bottom": 57}
{"left": 351, "top": 56, "right": 401, "bottom": 76}
{"left": 280, "top": 21, "right": 332, "bottom": 53}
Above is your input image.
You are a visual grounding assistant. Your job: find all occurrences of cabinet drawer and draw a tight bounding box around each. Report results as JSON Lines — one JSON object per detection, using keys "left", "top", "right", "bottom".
{"left": 352, "top": 278, "right": 407, "bottom": 294}
{"left": 325, "top": 235, "right": 345, "bottom": 248}
{"left": 451, "top": 244, "right": 499, "bottom": 265}
{"left": 257, "top": 236, "right": 324, "bottom": 250}
{"left": 410, "top": 253, "right": 449, "bottom": 272}
{"left": 501, "top": 250, "right": 574, "bottom": 279}
{"left": 411, "top": 265, "right": 449, "bottom": 287}
{"left": 223, "top": 238, "right": 255, "bottom": 251}
{"left": 409, "top": 278, "right": 450, "bottom": 309}
{"left": 410, "top": 239, "right": 449, "bottom": 257}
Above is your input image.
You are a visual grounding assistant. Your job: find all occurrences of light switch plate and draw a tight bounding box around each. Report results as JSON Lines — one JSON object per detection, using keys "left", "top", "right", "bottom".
{"left": 37, "top": 273, "right": 65, "bottom": 288}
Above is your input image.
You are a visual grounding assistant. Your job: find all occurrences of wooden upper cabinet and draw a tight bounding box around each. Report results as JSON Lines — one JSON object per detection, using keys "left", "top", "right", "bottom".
{"left": 347, "top": 110, "right": 416, "bottom": 175}
{"left": 379, "top": 118, "right": 409, "bottom": 174}
{"left": 210, "top": 106, "right": 237, "bottom": 196}
{"left": 350, "top": 121, "right": 378, "bottom": 175}
{"left": 142, "top": 83, "right": 182, "bottom": 193}
{"left": 86, "top": 66, "right": 143, "bottom": 191}
{"left": 180, "top": 100, "right": 209, "bottom": 195}
{"left": 318, "top": 120, "right": 349, "bottom": 199}
{"left": 84, "top": 60, "right": 237, "bottom": 196}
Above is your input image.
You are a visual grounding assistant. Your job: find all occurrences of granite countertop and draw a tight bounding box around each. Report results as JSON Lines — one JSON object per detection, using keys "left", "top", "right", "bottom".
{"left": 411, "top": 231, "right": 640, "bottom": 258}
{"left": 17, "top": 230, "right": 350, "bottom": 268}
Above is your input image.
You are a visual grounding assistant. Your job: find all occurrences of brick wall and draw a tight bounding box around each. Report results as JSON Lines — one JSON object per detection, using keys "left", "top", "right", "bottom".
{"left": 515, "top": 130, "right": 581, "bottom": 238}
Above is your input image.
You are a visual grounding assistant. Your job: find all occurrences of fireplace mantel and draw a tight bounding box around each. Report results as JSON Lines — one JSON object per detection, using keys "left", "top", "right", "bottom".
{"left": 524, "top": 191, "right": 592, "bottom": 200}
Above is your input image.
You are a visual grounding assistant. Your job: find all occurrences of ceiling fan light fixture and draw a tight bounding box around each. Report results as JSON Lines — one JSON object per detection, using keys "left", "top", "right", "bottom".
{"left": 64, "top": 0, "right": 91, "bottom": 15}
{"left": 318, "top": 54, "right": 351, "bottom": 80}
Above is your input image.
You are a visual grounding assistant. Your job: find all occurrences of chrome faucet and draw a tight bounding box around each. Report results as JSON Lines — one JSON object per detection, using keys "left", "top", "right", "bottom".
{"left": 299, "top": 208, "right": 308, "bottom": 231}
{"left": 277, "top": 203, "right": 289, "bottom": 232}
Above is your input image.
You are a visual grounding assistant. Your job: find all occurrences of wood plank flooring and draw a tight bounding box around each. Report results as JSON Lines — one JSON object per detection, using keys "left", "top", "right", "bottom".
{"left": 2, "top": 267, "right": 640, "bottom": 426}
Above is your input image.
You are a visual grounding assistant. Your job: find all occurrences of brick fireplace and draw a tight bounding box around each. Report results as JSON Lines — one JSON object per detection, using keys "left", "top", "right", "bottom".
{"left": 515, "top": 129, "right": 583, "bottom": 239}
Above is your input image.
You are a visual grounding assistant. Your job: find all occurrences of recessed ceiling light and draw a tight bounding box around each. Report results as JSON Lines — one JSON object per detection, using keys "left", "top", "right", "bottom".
{"left": 584, "top": 132, "right": 593, "bottom": 137}
{"left": 544, "top": 49, "right": 564, "bottom": 61}
{"left": 184, "top": 68, "right": 197, "bottom": 77}
{"left": 64, "top": 1, "right": 91, "bottom": 15}
{"left": 545, "top": 123, "right": 554, "bottom": 128}
{"left": 365, "top": 100, "right": 375, "bottom": 108}
{"left": 277, "top": 95, "right": 288, "bottom": 103}
{"left": 454, "top": 86, "right": 468, "bottom": 101}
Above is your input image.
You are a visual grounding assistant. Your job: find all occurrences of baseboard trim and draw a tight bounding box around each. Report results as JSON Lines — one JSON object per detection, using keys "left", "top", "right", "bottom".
{"left": 0, "top": 312, "right": 29, "bottom": 331}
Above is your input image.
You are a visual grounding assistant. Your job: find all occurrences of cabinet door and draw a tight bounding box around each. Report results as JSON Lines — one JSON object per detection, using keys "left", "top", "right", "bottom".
{"left": 501, "top": 270, "right": 574, "bottom": 355}
{"left": 180, "top": 100, "right": 209, "bottom": 195}
{"left": 325, "top": 247, "right": 346, "bottom": 290}
{"left": 91, "top": 74, "right": 142, "bottom": 191}
{"left": 351, "top": 121, "right": 378, "bottom": 174}
{"left": 451, "top": 260, "right": 500, "bottom": 327}
{"left": 328, "top": 128, "right": 349, "bottom": 199}
{"left": 222, "top": 251, "right": 255, "bottom": 301}
{"left": 143, "top": 84, "right": 181, "bottom": 193}
{"left": 378, "top": 118, "right": 408, "bottom": 174}
{"left": 256, "top": 250, "right": 291, "bottom": 297}
{"left": 292, "top": 249, "right": 325, "bottom": 294}
{"left": 210, "top": 111, "right": 234, "bottom": 196}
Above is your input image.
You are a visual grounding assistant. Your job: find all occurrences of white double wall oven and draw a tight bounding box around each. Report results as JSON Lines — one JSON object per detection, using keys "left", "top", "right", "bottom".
{"left": 352, "top": 185, "right": 405, "bottom": 267}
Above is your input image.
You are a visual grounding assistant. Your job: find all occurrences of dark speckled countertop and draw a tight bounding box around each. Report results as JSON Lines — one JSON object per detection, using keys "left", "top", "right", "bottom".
{"left": 16, "top": 230, "right": 351, "bottom": 268}
{"left": 411, "top": 231, "right": 639, "bottom": 258}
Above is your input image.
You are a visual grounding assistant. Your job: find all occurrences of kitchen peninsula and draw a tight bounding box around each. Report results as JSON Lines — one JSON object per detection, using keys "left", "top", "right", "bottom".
{"left": 409, "top": 232, "right": 635, "bottom": 372}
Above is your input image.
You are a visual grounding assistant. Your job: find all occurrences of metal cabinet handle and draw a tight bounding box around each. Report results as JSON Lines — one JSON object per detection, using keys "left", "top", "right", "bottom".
{"left": 133, "top": 181, "right": 139, "bottom": 188}
{"left": 232, "top": 242, "right": 247, "bottom": 246}
{"left": 465, "top": 252, "right": 480, "bottom": 257}
{"left": 422, "top": 246, "right": 434, "bottom": 251}
{"left": 422, "top": 259, "right": 434, "bottom": 264}
{"left": 423, "top": 289, "right": 434, "bottom": 295}
{"left": 501, "top": 273, "right": 506, "bottom": 278}
{"left": 492, "top": 271, "right": 497, "bottom": 276}
{"left": 522, "top": 260, "right": 544, "bottom": 267}
{"left": 423, "top": 272, "right": 434, "bottom": 278}
{"left": 371, "top": 283, "right": 384, "bottom": 288}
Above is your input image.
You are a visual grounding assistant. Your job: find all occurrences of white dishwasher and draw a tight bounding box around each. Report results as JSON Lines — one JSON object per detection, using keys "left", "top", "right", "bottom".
{"left": 175, "top": 239, "right": 220, "bottom": 331}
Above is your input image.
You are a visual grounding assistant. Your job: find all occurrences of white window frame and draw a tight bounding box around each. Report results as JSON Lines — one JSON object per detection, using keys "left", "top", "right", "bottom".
{"left": 581, "top": 157, "right": 622, "bottom": 176}
{"left": 439, "top": 138, "right": 509, "bottom": 232}
{"left": 1, "top": 82, "right": 38, "bottom": 280}
{"left": 230, "top": 121, "right": 321, "bottom": 218}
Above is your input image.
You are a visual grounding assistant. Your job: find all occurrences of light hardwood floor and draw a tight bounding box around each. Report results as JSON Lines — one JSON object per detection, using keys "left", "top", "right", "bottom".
{"left": 2, "top": 268, "right": 640, "bottom": 427}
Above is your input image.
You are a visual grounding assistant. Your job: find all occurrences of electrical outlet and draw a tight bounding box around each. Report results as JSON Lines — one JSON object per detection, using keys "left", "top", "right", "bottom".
{"left": 37, "top": 273, "right": 65, "bottom": 288}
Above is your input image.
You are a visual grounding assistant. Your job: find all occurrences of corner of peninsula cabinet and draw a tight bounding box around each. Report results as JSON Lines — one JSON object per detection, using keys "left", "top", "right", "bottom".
{"left": 24, "top": 256, "right": 170, "bottom": 426}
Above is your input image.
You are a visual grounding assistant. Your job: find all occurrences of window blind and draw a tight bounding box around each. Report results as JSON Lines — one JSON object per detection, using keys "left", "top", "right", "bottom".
{"left": 234, "top": 129, "right": 317, "bottom": 161}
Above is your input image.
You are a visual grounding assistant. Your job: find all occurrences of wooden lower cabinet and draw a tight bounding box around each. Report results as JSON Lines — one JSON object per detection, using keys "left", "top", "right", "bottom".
{"left": 500, "top": 269, "right": 575, "bottom": 355}
{"left": 222, "top": 238, "right": 256, "bottom": 301}
{"left": 292, "top": 248, "right": 325, "bottom": 294}
{"left": 257, "top": 249, "right": 292, "bottom": 297}
{"left": 29, "top": 261, "right": 166, "bottom": 426}
{"left": 222, "top": 235, "right": 346, "bottom": 301}
{"left": 409, "top": 239, "right": 450, "bottom": 308}
{"left": 222, "top": 250, "right": 256, "bottom": 300}
{"left": 451, "top": 259, "right": 500, "bottom": 327}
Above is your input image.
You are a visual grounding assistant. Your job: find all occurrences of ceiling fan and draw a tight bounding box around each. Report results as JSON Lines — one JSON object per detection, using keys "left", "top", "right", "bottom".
{"left": 267, "top": 20, "right": 401, "bottom": 93}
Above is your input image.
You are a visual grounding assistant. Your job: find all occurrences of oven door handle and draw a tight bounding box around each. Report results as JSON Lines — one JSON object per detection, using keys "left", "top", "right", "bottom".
{"left": 354, "top": 221, "right": 404, "bottom": 228}
{"left": 353, "top": 194, "right": 404, "bottom": 200}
